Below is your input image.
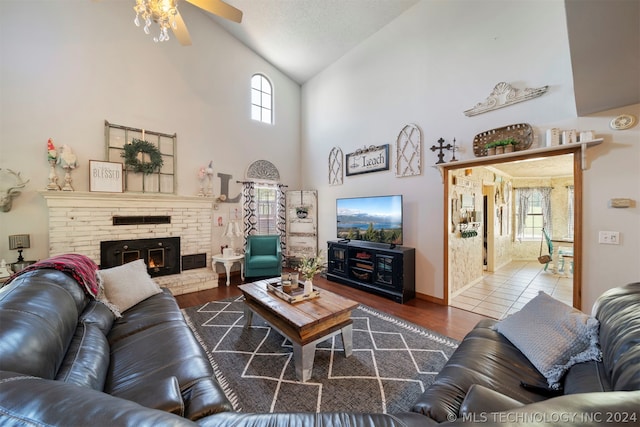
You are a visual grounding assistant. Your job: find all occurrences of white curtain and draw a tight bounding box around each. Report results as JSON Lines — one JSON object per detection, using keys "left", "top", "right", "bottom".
{"left": 515, "top": 187, "right": 553, "bottom": 240}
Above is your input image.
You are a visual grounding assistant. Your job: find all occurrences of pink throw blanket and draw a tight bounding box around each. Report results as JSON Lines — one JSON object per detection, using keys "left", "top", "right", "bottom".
{"left": 5, "top": 253, "right": 100, "bottom": 298}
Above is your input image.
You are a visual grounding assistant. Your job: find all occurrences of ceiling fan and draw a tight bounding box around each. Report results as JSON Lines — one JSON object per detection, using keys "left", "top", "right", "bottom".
{"left": 130, "top": 0, "right": 243, "bottom": 46}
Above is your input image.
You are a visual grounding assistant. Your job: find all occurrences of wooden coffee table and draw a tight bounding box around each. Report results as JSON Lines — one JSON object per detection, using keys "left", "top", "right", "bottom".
{"left": 238, "top": 279, "right": 358, "bottom": 382}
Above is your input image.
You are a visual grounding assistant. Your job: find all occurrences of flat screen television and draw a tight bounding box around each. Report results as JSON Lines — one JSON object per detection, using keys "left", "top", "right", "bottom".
{"left": 336, "top": 195, "right": 403, "bottom": 246}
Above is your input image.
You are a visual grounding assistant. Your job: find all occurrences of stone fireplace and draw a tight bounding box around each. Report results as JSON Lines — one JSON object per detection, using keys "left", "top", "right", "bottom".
{"left": 41, "top": 192, "right": 218, "bottom": 295}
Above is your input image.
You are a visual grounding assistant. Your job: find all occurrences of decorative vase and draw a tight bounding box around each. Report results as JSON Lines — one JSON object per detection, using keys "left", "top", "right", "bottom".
{"left": 303, "top": 279, "right": 313, "bottom": 295}
{"left": 495, "top": 146, "right": 505, "bottom": 155}
{"left": 486, "top": 147, "right": 496, "bottom": 156}
{"left": 505, "top": 144, "right": 515, "bottom": 153}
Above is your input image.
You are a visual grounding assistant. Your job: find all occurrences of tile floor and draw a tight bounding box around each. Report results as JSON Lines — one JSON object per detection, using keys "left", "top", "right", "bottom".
{"left": 450, "top": 260, "right": 573, "bottom": 319}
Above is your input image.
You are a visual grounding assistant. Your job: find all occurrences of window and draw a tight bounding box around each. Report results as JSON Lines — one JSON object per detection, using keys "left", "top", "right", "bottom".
{"left": 251, "top": 74, "right": 272, "bottom": 124}
{"left": 255, "top": 185, "right": 277, "bottom": 234}
{"left": 516, "top": 190, "right": 544, "bottom": 240}
{"left": 515, "top": 187, "right": 552, "bottom": 241}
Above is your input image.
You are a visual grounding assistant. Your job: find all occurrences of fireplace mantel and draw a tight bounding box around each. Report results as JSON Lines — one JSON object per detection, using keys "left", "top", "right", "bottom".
{"left": 40, "top": 191, "right": 215, "bottom": 209}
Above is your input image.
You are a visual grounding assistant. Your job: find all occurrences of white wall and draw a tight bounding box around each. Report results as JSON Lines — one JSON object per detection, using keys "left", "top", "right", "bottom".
{"left": 0, "top": 0, "right": 301, "bottom": 262}
{"left": 301, "top": 0, "right": 640, "bottom": 309}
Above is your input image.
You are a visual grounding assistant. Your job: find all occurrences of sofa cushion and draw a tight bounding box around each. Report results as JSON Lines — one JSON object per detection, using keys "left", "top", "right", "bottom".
{"left": 0, "top": 276, "right": 82, "bottom": 379}
{"left": 98, "top": 259, "right": 162, "bottom": 315}
{"left": 0, "top": 371, "right": 197, "bottom": 427}
{"left": 107, "top": 289, "right": 187, "bottom": 345}
{"left": 79, "top": 300, "right": 115, "bottom": 335}
{"left": 592, "top": 282, "right": 640, "bottom": 391}
{"left": 113, "top": 376, "right": 185, "bottom": 416}
{"left": 246, "top": 255, "right": 279, "bottom": 268}
{"left": 55, "top": 323, "right": 110, "bottom": 390}
{"left": 105, "top": 290, "right": 233, "bottom": 420}
{"left": 459, "top": 384, "right": 524, "bottom": 417}
{"left": 493, "top": 291, "right": 601, "bottom": 389}
{"left": 411, "top": 319, "right": 548, "bottom": 422}
{"left": 563, "top": 361, "right": 611, "bottom": 394}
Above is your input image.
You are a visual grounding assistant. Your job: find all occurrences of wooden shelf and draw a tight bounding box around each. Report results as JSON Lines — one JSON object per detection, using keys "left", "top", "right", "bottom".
{"left": 436, "top": 139, "right": 603, "bottom": 180}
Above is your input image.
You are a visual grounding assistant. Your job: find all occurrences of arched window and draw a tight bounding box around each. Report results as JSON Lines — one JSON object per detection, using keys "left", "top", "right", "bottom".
{"left": 251, "top": 74, "right": 272, "bottom": 124}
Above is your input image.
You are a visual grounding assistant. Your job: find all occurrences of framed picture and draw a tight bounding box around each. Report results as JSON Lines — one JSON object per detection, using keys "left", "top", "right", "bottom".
{"left": 346, "top": 144, "right": 389, "bottom": 176}
{"left": 89, "top": 160, "right": 123, "bottom": 193}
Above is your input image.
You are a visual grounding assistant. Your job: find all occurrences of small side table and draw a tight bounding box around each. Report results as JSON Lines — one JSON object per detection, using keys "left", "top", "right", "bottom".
{"left": 212, "top": 253, "right": 245, "bottom": 286}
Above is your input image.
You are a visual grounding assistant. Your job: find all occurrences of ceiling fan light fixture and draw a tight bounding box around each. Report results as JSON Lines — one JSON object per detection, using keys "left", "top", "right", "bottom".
{"left": 134, "top": 0, "right": 179, "bottom": 43}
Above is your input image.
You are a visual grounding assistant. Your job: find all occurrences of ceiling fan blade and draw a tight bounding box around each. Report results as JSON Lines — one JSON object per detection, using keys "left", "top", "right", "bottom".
{"left": 185, "top": 0, "right": 243, "bottom": 23}
{"left": 171, "top": 10, "right": 192, "bottom": 46}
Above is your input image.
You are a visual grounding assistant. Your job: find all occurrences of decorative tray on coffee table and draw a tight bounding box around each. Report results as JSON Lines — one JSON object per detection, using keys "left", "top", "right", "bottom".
{"left": 266, "top": 281, "right": 320, "bottom": 304}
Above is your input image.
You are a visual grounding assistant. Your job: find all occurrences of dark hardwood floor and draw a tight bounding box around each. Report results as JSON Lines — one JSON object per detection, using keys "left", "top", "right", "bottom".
{"left": 175, "top": 272, "right": 487, "bottom": 341}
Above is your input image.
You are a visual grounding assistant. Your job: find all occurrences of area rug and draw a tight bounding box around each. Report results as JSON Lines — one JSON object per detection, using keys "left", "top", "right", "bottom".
{"left": 182, "top": 296, "right": 458, "bottom": 414}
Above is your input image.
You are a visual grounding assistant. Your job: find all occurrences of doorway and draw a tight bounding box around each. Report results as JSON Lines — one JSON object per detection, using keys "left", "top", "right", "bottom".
{"left": 443, "top": 151, "right": 582, "bottom": 318}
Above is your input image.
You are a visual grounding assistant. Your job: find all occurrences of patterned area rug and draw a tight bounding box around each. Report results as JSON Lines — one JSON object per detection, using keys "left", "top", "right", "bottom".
{"left": 182, "top": 296, "right": 458, "bottom": 414}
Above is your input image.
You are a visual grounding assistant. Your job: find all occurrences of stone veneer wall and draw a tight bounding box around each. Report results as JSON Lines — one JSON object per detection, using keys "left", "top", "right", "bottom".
{"left": 40, "top": 191, "right": 218, "bottom": 295}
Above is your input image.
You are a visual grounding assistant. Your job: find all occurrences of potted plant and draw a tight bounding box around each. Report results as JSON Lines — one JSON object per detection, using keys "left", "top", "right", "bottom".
{"left": 485, "top": 141, "right": 497, "bottom": 156}
{"left": 297, "top": 251, "right": 325, "bottom": 294}
{"left": 503, "top": 138, "right": 518, "bottom": 153}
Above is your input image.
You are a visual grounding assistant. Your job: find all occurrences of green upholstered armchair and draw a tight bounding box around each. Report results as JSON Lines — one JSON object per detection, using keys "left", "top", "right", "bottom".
{"left": 244, "top": 235, "right": 282, "bottom": 278}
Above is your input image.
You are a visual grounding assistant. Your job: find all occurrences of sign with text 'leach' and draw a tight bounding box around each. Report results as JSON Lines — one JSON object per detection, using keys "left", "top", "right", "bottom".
{"left": 346, "top": 144, "right": 389, "bottom": 176}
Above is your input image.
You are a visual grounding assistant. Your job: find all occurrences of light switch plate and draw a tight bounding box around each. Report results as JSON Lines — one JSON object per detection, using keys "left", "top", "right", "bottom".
{"left": 598, "top": 231, "right": 620, "bottom": 245}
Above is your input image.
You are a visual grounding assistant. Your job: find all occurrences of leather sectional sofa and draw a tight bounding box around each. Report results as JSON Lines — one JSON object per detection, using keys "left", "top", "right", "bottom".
{"left": 0, "top": 256, "right": 638, "bottom": 426}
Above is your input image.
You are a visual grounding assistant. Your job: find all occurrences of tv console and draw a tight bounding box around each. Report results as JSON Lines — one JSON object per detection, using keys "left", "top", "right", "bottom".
{"left": 326, "top": 240, "right": 415, "bottom": 304}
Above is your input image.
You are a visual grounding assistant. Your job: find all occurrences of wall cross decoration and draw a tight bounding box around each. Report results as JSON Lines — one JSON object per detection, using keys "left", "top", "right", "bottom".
{"left": 430, "top": 138, "right": 452, "bottom": 164}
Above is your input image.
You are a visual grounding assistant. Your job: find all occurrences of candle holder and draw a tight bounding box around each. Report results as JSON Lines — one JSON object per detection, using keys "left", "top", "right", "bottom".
{"left": 46, "top": 158, "right": 60, "bottom": 191}
{"left": 61, "top": 165, "right": 74, "bottom": 191}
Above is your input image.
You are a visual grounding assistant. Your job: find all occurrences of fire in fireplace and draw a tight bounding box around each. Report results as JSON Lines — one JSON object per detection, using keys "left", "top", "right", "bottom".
{"left": 100, "top": 237, "right": 180, "bottom": 277}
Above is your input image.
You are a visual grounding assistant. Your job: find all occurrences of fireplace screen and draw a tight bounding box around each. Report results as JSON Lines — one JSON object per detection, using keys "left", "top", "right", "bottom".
{"left": 148, "top": 248, "right": 165, "bottom": 268}
{"left": 101, "top": 237, "right": 180, "bottom": 277}
{"left": 122, "top": 250, "right": 141, "bottom": 265}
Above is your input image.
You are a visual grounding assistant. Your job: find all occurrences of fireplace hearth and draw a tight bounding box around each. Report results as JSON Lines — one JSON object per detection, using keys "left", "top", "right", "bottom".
{"left": 100, "top": 237, "right": 181, "bottom": 277}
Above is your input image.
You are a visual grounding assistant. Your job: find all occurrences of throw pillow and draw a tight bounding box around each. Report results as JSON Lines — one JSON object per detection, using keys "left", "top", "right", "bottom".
{"left": 97, "top": 259, "right": 161, "bottom": 315}
{"left": 493, "top": 291, "right": 601, "bottom": 389}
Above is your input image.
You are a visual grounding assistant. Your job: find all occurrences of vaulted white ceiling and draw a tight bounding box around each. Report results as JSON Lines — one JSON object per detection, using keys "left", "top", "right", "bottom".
{"left": 196, "top": 0, "right": 639, "bottom": 114}
{"left": 200, "top": 0, "right": 421, "bottom": 84}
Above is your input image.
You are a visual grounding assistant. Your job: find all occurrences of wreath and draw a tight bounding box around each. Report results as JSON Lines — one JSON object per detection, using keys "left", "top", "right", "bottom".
{"left": 121, "top": 139, "right": 163, "bottom": 175}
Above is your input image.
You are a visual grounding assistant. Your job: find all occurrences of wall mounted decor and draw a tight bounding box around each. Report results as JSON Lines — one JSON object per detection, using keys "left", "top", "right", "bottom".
{"left": 0, "top": 169, "right": 29, "bottom": 212}
{"left": 346, "top": 144, "right": 389, "bottom": 176}
{"left": 610, "top": 114, "right": 637, "bottom": 130}
{"left": 246, "top": 159, "right": 280, "bottom": 181}
{"left": 328, "top": 147, "right": 343, "bottom": 185}
{"left": 463, "top": 82, "right": 548, "bottom": 117}
{"left": 473, "top": 123, "right": 534, "bottom": 157}
{"left": 430, "top": 138, "right": 452, "bottom": 164}
{"left": 395, "top": 124, "right": 422, "bottom": 177}
{"left": 285, "top": 190, "right": 318, "bottom": 264}
{"left": 89, "top": 161, "right": 123, "bottom": 193}
{"left": 104, "top": 120, "right": 176, "bottom": 194}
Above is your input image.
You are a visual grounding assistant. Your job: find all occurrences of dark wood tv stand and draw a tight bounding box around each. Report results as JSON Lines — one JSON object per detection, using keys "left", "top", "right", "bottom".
{"left": 326, "top": 240, "right": 415, "bottom": 303}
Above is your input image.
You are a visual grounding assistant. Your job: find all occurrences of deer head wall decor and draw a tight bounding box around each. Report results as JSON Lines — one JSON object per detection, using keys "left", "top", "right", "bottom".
{"left": 0, "top": 169, "right": 29, "bottom": 212}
